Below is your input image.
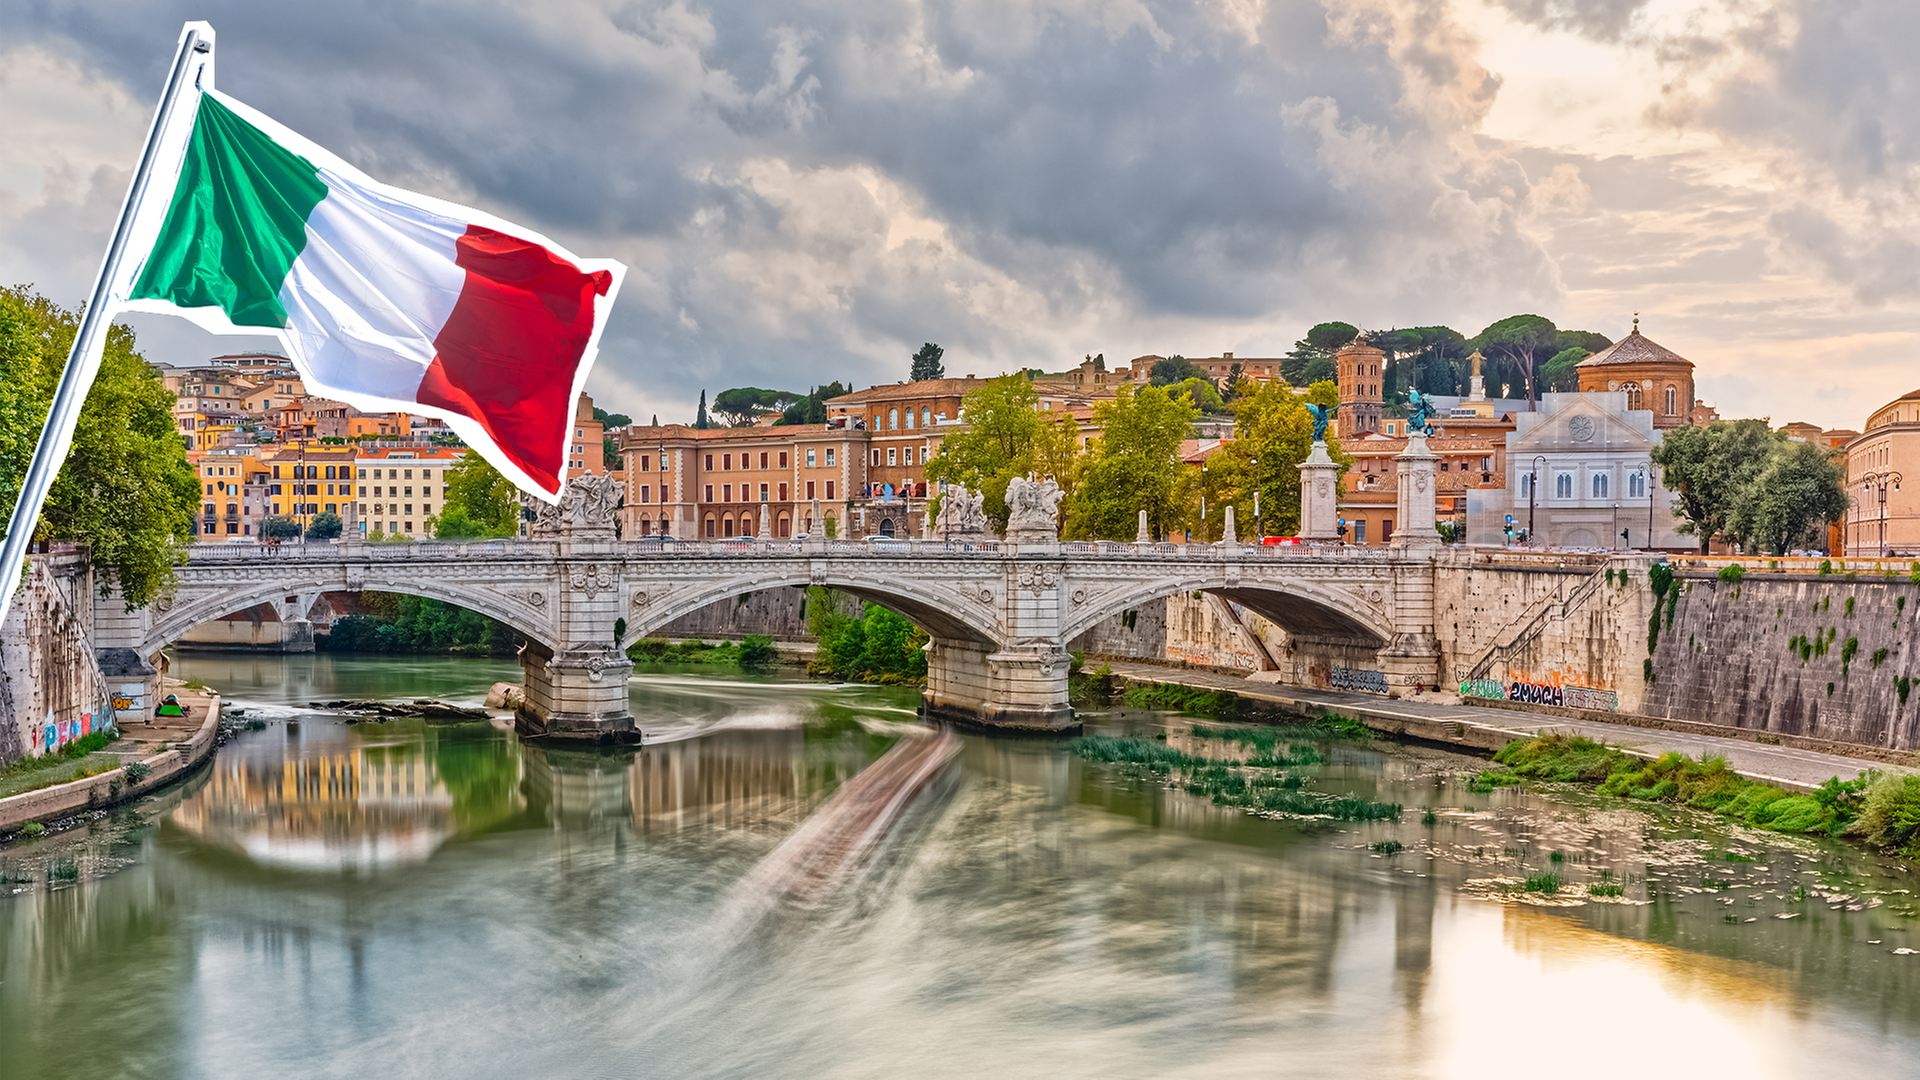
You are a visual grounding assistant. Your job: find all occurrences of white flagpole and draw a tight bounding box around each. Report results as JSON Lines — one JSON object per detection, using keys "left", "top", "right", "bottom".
{"left": 0, "top": 25, "right": 212, "bottom": 630}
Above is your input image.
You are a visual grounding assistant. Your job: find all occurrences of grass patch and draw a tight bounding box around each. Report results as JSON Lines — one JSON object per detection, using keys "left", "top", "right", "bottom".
{"left": 1370, "top": 840, "right": 1404, "bottom": 855}
{"left": 0, "top": 730, "right": 124, "bottom": 798}
{"left": 1588, "top": 883, "right": 1625, "bottom": 897}
{"left": 1523, "top": 873, "right": 1562, "bottom": 894}
{"left": 1482, "top": 733, "right": 1888, "bottom": 847}
{"left": 1119, "top": 683, "right": 1371, "bottom": 739}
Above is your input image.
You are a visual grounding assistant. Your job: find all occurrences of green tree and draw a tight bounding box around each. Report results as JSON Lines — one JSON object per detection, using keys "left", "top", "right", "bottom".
{"left": 258, "top": 516, "right": 302, "bottom": 539}
{"left": 1281, "top": 321, "right": 1359, "bottom": 385}
{"left": 440, "top": 453, "right": 521, "bottom": 537}
{"left": 1168, "top": 376, "right": 1228, "bottom": 414}
{"left": 1193, "top": 378, "right": 1346, "bottom": 540}
{"left": 1539, "top": 346, "right": 1589, "bottom": 393}
{"left": 592, "top": 406, "right": 632, "bottom": 427}
{"left": 910, "top": 342, "right": 946, "bottom": 381}
{"left": 1407, "top": 326, "right": 1471, "bottom": 395}
{"left": 1148, "top": 355, "right": 1207, "bottom": 386}
{"left": 695, "top": 390, "right": 710, "bottom": 429}
{"left": 0, "top": 288, "right": 199, "bottom": 608}
{"left": 774, "top": 381, "right": 849, "bottom": 426}
{"left": 713, "top": 387, "right": 801, "bottom": 427}
{"left": 1729, "top": 440, "right": 1849, "bottom": 555}
{"left": 1065, "top": 383, "right": 1198, "bottom": 540}
{"left": 305, "top": 511, "right": 343, "bottom": 540}
{"left": 925, "top": 375, "right": 1045, "bottom": 530}
{"left": 1472, "top": 314, "right": 1561, "bottom": 404}
{"left": 1652, "top": 419, "right": 1779, "bottom": 553}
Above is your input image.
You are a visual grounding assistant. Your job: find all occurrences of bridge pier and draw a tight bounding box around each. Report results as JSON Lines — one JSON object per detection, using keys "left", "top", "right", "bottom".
{"left": 922, "top": 640, "right": 1077, "bottom": 733}
{"left": 515, "top": 640, "right": 640, "bottom": 744}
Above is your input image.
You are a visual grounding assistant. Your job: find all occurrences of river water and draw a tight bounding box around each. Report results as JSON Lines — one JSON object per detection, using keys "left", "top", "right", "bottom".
{"left": 4, "top": 654, "right": 1919, "bottom": 1079}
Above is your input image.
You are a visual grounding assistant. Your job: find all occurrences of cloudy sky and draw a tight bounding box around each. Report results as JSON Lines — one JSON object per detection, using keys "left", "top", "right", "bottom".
{"left": 2, "top": 0, "right": 1914, "bottom": 429}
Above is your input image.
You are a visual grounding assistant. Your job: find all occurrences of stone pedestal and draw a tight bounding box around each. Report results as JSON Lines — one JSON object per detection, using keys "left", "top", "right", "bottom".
{"left": 1223, "top": 505, "right": 1238, "bottom": 545}
{"left": 516, "top": 639, "right": 640, "bottom": 744}
{"left": 1136, "top": 509, "right": 1150, "bottom": 543}
{"left": 1297, "top": 441, "right": 1341, "bottom": 542}
{"left": 1391, "top": 432, "right": 1442, "bottom": 550}
{"left": 921, "top": 640, "right": 1077, "bottom": 732}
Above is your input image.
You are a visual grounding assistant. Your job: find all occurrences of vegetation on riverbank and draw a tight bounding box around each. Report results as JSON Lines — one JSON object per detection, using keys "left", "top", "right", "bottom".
{"left": 628, "top": 636, "right": 779, "bottom": 669}
{"left": 1073, "top": 670, "right": 1373, "bottom": 739}
{"left": 321, "top": 593, "right": 519, "bottom": 655}
{"left": 1474, "top": 733, "right": 1920, "bottom": 856}
{"left": 0, "top": 731, "right": 125, "bottom": 799}
{"left": 805, "top": 587, "right": 928, "bottom": 684}
{"left": 1070, "top": 731, "right": 1401, "bottom": 821}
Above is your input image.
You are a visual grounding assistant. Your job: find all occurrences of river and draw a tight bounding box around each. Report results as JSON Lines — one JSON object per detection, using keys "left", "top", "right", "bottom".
{"left": 3, "top": 653, "right": 1918, "bottom": 1079}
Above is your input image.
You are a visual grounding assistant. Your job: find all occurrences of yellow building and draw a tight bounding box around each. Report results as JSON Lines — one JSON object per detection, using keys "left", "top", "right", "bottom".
{"left": 1844, "top": 389, "right": 1920, "bottom": 558}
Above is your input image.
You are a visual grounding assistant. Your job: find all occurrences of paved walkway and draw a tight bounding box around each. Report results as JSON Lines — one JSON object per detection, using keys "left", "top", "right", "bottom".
{"left": 1102, "top": 662, "right": 1910, "bottom": 792}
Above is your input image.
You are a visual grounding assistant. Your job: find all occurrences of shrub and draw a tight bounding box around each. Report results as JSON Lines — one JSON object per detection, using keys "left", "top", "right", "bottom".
{"left": 1718, "top": 563, "right": 1744, "bottom": 583}
{"left": 123, "top": 761, "right": 151, "bottom": 783}
{"left": 1846, "top": 596, "right": 1856, "bottom": 616}
{"left": 738, "top": 634, "right": 778, "bottom": 670}
{"left": 1851, "top": 773, "right": 1920, "bottom": 858}
{"left": 21, "top": 822, "right": 45, "bottom": 836}
{"left": 1819, "top": 559, "right": 1833, "bottom": 576}
{"left": 1873, "top": 647, "right": 1889, "bottom": 669}
{"left": 1370, "top": 840, "right": 1404, "bottom": 855}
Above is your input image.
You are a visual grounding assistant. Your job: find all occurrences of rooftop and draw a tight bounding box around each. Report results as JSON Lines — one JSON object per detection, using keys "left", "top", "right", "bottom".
{"left": 1576, "top": 327, "right": 1691, "bottom": 369}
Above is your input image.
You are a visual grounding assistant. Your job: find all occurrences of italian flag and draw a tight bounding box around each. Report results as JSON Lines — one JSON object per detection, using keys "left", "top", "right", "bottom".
{"left": 117, "top": 88, "right": 624, "bottom": 499}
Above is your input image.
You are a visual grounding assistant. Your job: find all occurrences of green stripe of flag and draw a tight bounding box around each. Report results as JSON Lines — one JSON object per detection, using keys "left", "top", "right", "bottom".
{"left": 130, "top": 94, "right": 327, "bottom": 328}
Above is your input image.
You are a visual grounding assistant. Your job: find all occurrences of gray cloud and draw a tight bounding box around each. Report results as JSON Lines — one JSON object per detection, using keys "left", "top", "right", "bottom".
{"left": 1490, "top": 0, "right": 1650, "bottom": 41}
{"left": 2, "top": 0, "right": 1560, "bottom": 420}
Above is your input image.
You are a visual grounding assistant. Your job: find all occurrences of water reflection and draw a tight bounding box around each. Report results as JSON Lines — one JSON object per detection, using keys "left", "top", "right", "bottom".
{"left": 1, "top": 659, "right": 1917, "bottom": 1079}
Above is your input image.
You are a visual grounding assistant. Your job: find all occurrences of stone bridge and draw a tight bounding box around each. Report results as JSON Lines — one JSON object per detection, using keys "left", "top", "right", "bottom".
{"left": 95, "top": 442, "right": 1453, "bottom": 739}
{"left": 94, "top": 534, "right": 1443, "bottom": 739}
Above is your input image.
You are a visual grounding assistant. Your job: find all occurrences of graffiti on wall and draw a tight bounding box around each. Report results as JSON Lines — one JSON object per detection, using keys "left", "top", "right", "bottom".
{"left": 1458, "top": 668, "right": 1617, "bottom": 712}
{"left": 1330, "top": 667, "right": 1389, "bottom": 694}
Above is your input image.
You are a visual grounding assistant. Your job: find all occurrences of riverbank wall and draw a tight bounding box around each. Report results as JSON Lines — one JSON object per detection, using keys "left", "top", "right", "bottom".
{"left": 0, "top": 688, "right": 221, "bottom": 832}
{"left": 0, "top": 550, "right": 142, "bottom": 767}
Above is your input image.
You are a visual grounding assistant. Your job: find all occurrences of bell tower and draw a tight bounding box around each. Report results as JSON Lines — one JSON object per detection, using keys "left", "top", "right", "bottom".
{"left": 1336, "top": 339, "right": 1385, "bottom": 440}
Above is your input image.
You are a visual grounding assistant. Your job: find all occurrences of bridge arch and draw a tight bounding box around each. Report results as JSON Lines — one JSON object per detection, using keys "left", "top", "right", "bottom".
{"left": 142, "top": 572, "right": 555, "bottom": 657}
{"left": 628, "top": 570, "right": 1004, "bottom": 648}
{"left": 1059, "top": 574, "right": 1394, "bottom": 650}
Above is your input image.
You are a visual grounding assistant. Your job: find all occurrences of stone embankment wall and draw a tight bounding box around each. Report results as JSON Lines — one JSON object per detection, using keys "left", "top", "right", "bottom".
{"left": 0, "top": 551, "right": 122, "bottom": 766}
{"left": 652, "top": 586, "right": 862, "bottom": 641}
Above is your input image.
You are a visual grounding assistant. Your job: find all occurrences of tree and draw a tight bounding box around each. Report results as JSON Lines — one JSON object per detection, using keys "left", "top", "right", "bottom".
{"left": 305, "top": 511, "right": 343, "bottom": 540}
{"left": 1652, "top": 419, "right": 1778, "bottom": 553}
{"left": 259, "top": 516, "right": 302, "bottom": 539}
{"left": 695, "top": 390, "right": 710, "bottom": 429}
{"left": 1539, "top": 346, "right": 1589, "bottom": 393}
{"left": 592, "top": 406, "right": 632, "bottom": 428}
{"left": 910, "top": 342, "right": 946, "bottom": 381}
{"left": 1149, "top": 355, "right": 1207, "bottom": 386}
{"left": 713, "top": 387, "right": 801, "bottom": 427}
{"left": 1472, "top": 314, "right": 1561, "bottom": 404}
{"left": 926, "top": 375, "right": 1045, "bottom": 530}
{"left": 0, "top": 287, "right": 198, "bottom": 608}
{"left": 428, "top": 505, "right": 494, "bottom": 539}
{"left": 1191, "top": 379, "right": 1347, "bottom": 540}
{"left": 441, "top": 453, "right": 521, "bottom": 537}
{"left": 1281, "top": 322, "right": 1359, "bottom": 385}
{"left": 1729, "top": 440, "right": 1849, "bottom": 555}
{"left": 1223, "top": 362, "right": 1245, "bottom": 399}
{"left": 1167, "top": 376, "right": 1227, "bottom": 414}
{"left": 1407, "top": 326, "right": 1471, "bottom": 396}
{"left": 774, "top": 381, "right": 849, "bottom": 426}
{"left": 1064, "top": 384, "right": 1198, "bottom": 540}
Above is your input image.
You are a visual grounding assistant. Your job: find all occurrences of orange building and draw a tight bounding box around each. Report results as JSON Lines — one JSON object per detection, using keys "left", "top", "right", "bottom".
{"left": 1574, "top": 323, "right": 1694, "bottom": 430}
{"left": 619, "top": 423, "right": 871, "bottom": 540}
{"left": 1334, "top": 339, "right": 1385, "bottom": 439}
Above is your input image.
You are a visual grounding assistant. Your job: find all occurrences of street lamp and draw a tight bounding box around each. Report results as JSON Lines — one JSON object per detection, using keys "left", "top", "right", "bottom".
{"left": 1252, "top": 454, "right": 1262, "bottom": 539}
{"left": 1863, "top": 468, "right": 1902, "bottom": 559}
{"left": 1527, "top": 454, "right": 1546, "bottom": 547}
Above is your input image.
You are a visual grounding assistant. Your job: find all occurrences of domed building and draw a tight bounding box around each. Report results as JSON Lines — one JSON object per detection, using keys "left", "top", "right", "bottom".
{"left": 1575, "top": 321, "right": 1695, "bottom": 430}
{"left": 1844, "top": 389, "right": 1920, "bottom": 557}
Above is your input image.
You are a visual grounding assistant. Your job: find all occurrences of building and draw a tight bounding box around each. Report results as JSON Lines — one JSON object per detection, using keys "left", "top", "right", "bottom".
{"left": 1467, "top": 392, "right": 1689, "bottom": 550}
{"left": 1574, "top": 322, "right": 1695, "bottom": 430}
{"left": 353, "top": 447, "right": 469, "bottom": 538}
{"left": 1334, "top": 339, "right": 1385, "bottom": 439}
{"left": 1121, "top": 353, "right": 1286, "bottom": 385}
{"left": 1843, "top": 389, "right": 1920, "bottom": 558}
{"left": 566, "top": 394, "right": 611, "bottom": 480}
{"left": 619, "top": 423, "right": 871, "bottom": 541}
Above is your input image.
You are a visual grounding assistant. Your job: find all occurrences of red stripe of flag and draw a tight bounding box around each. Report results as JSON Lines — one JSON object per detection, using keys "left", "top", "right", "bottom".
{"left": 416, "top": 225, "right": 614, "bottom": 494}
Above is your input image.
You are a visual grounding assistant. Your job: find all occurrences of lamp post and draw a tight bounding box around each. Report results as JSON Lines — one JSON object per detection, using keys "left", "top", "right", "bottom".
{"left": 1864, "top": 468, "right": 1903, "bottom": 559}
{"left": 1527, "top": 454, "right": 1546, "bottom": 547}
{"left": 1252, "top": 454, "right": 1263, "bottom": 539}
{"left": 1635, "top": 462, "right": 1658, "bottom": 551}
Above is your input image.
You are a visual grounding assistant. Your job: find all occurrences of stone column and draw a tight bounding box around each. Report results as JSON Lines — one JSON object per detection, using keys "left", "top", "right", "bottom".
{"left": 517, "top": 478, "right": 639, "bottom": 744}
{"left": 1297, "top": 441, "right": 1341, "bottom": 542}
{"left": 1135, "top": 509, "right": 1150, "bottom": 543}
{"left": 1223, "top": 505, "right": 1237, "bottom": 544}
{"left": 1391, "top": 431, "right": 1442, "bottom": 551}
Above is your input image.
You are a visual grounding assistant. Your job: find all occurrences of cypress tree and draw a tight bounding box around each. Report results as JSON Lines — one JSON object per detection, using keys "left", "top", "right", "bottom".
{"left": 695, "top": 390, "right": 710, "bottom": 429}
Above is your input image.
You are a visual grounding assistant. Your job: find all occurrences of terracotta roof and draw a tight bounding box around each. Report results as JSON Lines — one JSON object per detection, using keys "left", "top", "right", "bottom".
{"left": 1575, "top": 328, "right": 1691, "bottom": 369}
{"left": 825, "top": 378, "right": 978, "bottom": 404}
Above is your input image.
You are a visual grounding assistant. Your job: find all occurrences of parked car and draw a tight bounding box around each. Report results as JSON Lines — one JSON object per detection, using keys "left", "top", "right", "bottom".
{"left": 1261, "top": 535, "right": 1305, "bottom": 546}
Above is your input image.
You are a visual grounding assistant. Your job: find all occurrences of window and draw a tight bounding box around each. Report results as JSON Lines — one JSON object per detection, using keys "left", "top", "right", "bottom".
{"left": 404, "top": 470, "right": 412, "bottom": 480}
{"left": 905, "top": 409, "right": 915, "bottom": 430}
{"left": 1555, "top": 473, "right": 1573, "bottom": 500}
{"left": 873, "top": 449, "right": 882, "bottom": 466}
{"left": 1353, "top": 520, "right": 1366, "bottom": 544}
{"left": 1518, "top": 474, "right": 1532, "bottom": 499}
{"left": 889, "top": 408, "right": 899, "bottom": 430}
{"left": 826, "top": 481, "right": 836, "bottom": 500}
{"left": 705, "top": 454, "right": 714, "bottom": 470}
{"left": 1665, "top": 386, "right": 1677, "bottom": 415}
{"left": 904, "top": 448, "right": 915, "bottom": 466}
{"left": 806, "top": 448, "right": 817, "bottom": 467}
{"left": 404, "top": 487, "right": 413, "bottom": 497}
{"left": 759, "top": 452, "right": 769, "bottom": 469}
{"left": 779, "top": 483, "right": 788, "bottom": 501}
{"left": 422, "top": 469, "right": 432, "bottom": 480}
{"left": 723, "top": 518, "right": 734, "bottom": 538}
{"left": 888, "top": 448, "right": 897, "bottom": 466}
{"left": 1592, "top": 473, "right": 1609, "bottom": 499}
{"left": 759, "top": 484, "right": 769, "bottom": 502}
{"left": 779, "top": 451, "right": 789, "bottom": 468}
{"left": 921, "top": 407, "right": 930, "bottom": 427}
{"left": 421, "top": 486, "right": 432, "bottom": 497}
{"left": 1629, "top": 472, "right": 1646, "bottom": 498}
{"left": 641, "top": 454, "right": 651, "bottom": 471}
{"left": 641, "top": 485, "right": 651, "bottom": 503}
{"left": 1625, "top": 384, "right": 1642, "bottom": 410}
{"left": 704, "top": 516, "right": 716, "bottom": 538}
{"left": 825, "top": 448, "right": 835, "bottom": 467}
{"left": 724, "top": 454, "right": 733, "bottom": 470}
{"left": 806, "top": 481, "right": 816, "bottom": 499}
{"left": 704, "top": 484, "right": 714, "bottom": 502}
{"left": 358, "top": 469, "right": 366, "bottom": 479}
